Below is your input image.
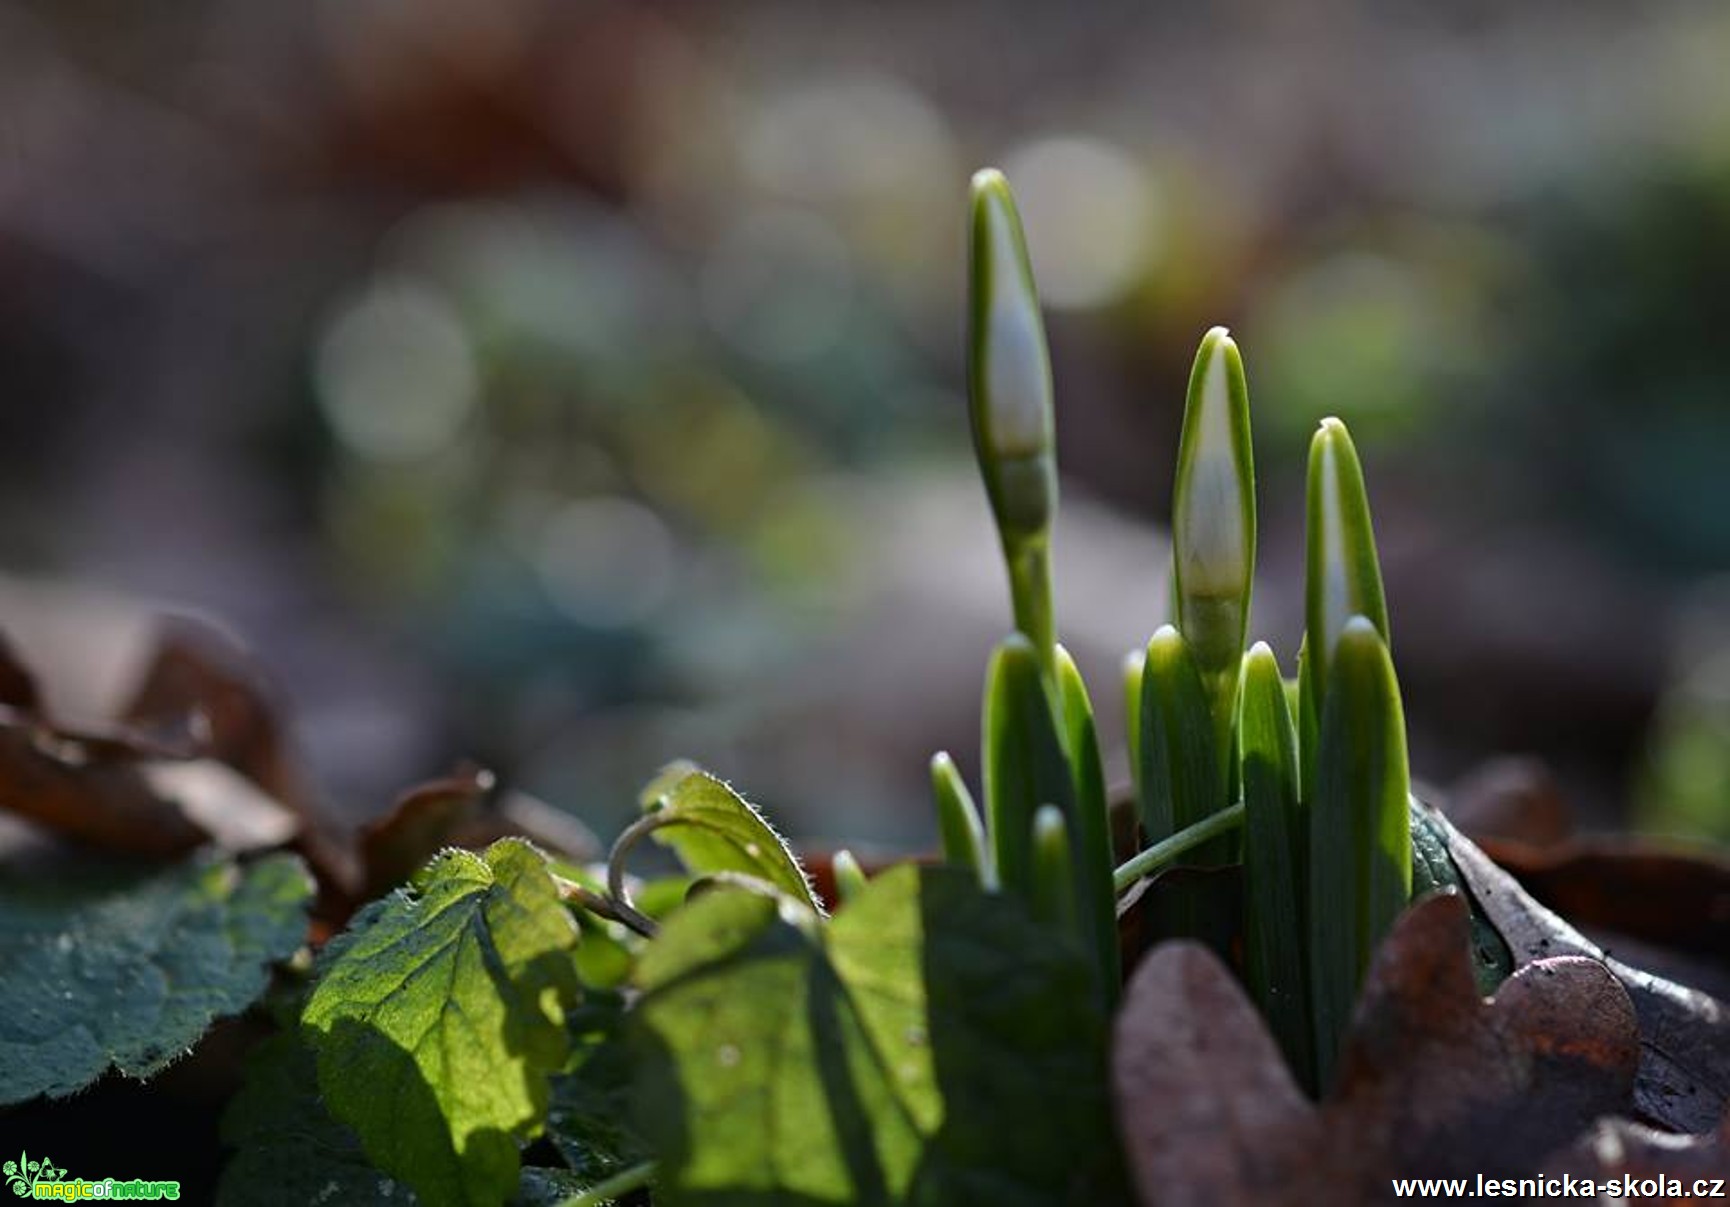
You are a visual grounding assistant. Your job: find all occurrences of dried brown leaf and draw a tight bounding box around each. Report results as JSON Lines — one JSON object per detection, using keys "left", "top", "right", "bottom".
{"left": 0, "top": 618, "right": 328, "bottom": 877}
{"left": 1114, "top": 940, "right": 1324, "bottom": 1206}
{"left": 0, "top": 724, "right": 210, "bottom": 857}
{"left": 1446, "top": 815, "right": 1730, "bottom": 1133}
{"left": 359, "top": 764, "right": 494, "bottom": 897}
{"left": 1114, "top": 892, "right": 1641, "bottom": 1205}
{"left": 1543, "top": 1112, "right": 1730, "bottom": 1192}
{"left": 123, "top": 619, "right": 357, "bottom": 893}
{"left": 1479, "top": 835, "right": 1730, "bottom": 964}
{"left": 0, "top": 629, "right": 43, "bottom": 713}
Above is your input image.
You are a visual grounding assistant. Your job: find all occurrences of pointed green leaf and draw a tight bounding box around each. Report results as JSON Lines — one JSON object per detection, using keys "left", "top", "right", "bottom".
{"left": 830, "top": 849, "right": 869, "bottom": 906}
{"left": 1031, "top": 806, "right": 1075, "bottom": 930}
{"left": 628, "top": 866, "right": 1125, "bottom": 1205}
{"left": 1054, "top": 645, "right": 1120, "bottom": 1005}
{"left": 301, "top": 839, "right": 583, "bottom": 1207}
{"left": 929, "top": 751, "right": 989, "bottom": 886}
{"left": 637, "top": 766, "right": 822, "bottom": 914}
{"left": 1122, "top": 649, "right": 1146, "bottom": 802}
{"left": 1171, "top": 327, "right": 1256, "bottom": 752}
{"left": 1303, "top": 417, "right": 1390, "bottom": 724}
{"left": 1239, "top": 642, "right": 1313, "bottom": 1089}
{"left": 1138, "top": 625, "right": 1234, "bottom": 951}
{"left": 1136, "top": 626, "right": 1226, "bottom": 854}
{"left": 1307, "top": 618, "right": 1412, "bottom": 1089}
{"left": 0, "top": 850, "right": 312, "bottom": 1105}
{"left": 983, "top": 635, "right": 1075, "bottom": 903}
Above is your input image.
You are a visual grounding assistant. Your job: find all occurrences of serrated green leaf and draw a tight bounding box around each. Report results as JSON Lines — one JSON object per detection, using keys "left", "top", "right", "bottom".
{"left": 629, "top": 865, "right": 1124, "bottom": 1206}
{"left": 1307, "top": 619, "right": 1411, "bottom": 1089}
{"left": 301, "top": 839, "right": 582, "bottom": 1207}
{"left": 637, "top": 766, "right": 822, "bottom": 914}
{"left": 0, "top": 850, "right": 312, "bottom": 1105}
{"left": 983, "top": 635, "right": 1075, "bottom": 904}
{"left": 1238, "top": 642, "right": 1313, "bottom": 1090}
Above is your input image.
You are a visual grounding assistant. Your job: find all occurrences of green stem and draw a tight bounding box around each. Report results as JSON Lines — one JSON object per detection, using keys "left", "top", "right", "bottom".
{"left": 556, "top": 1161, "right": 659, "bottom": 1207}
{"left": 1006, "top": 539, "right": 1056, "bottom": 682}
{"left": 1112, "top": 802, "right": 1246, "bottom": 893}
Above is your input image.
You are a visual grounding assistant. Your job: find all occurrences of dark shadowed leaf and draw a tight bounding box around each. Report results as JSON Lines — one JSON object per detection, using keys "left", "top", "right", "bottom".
{"left": 217, "top": 1030, "right": 420, "bottom": 1206}
{"left": 219, "top": 1030, "right": 620, "bottom": 1207}
{"left": 0, "top": 849, "right": 312, "bottom": 1104}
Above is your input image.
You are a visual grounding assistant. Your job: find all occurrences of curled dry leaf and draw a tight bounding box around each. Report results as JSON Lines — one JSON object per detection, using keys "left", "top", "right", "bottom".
{"left": 0, "top": 617, "right": 342, "bottom": 883}
{"left": 1477, "top": 834, "right": 1730, "bottom": 966}
{"left": 359, "top": 764, "right": 495, "bottom": 898}
{"left": 1444, "top": 755, "right": 1573, "bottom": 849}
{"left": 0, "top": 629, "right": 43, "bottom": 713}
{"left": 1443, "top": 812, "right": 1730, "bottom": 1134}
{"left": 0, "top": 724, "right": 211, "bottom": 857}
{"left": 1113, "top": 892, "right": 1640, "bottom": 1205}
{"left": 122, "top": 619, "right": 356, "bottom": 892}
{"left": 359, "top": 767, "right": 603, "bottom": 902}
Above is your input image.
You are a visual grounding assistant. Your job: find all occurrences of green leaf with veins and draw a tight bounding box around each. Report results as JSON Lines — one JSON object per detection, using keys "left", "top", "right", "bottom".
{"left": 0, "top": 849, "right": 311, "bottom": 1104}
{"left": 636, "top": 766, "right": 822, "bottom": 914}
{"left": 301, "top": 839, "right": 582, "bottom": 1207}
{"left": 629, "top": 865, "right": 1125, "bottom": 1206}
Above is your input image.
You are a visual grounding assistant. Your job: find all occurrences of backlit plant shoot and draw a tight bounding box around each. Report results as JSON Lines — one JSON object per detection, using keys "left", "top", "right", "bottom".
{"left": 2, "top": 164, "right": 1726, "bottom": 1207}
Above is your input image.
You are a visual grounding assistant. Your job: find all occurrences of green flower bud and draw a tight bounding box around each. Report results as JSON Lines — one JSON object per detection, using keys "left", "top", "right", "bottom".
{"left": 1172, "top": 327, "right": 1256, "bottom": 731}
{"left": 969, "top": 169, "right": 1059, "bottom": 672}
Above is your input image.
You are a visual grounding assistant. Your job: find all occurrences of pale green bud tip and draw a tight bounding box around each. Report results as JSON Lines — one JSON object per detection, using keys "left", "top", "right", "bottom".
{"left": 969, "top": 169, "right": 1053, "bottom": 461}
{"left": 1033, "top": 803, "right": 1068, "bottom": 843}
{"left": 1147, "top": 623, "right": 1186, "bottom": 661}
{"left": 1174, "top": 327, "right": 1253, "bottom": 599}
{"left": 1244, "top": 640, "right": 1278, "bottom": 672}
{"left": 1335, "top": 614, "right": 1384, "bottom": 657}
{"left": 831, "top": 849, "right": 868, "bottom": 904}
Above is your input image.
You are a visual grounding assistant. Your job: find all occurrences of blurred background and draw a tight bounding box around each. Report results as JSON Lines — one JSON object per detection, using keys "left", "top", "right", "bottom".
{"left": 2, "top": 0, "right": 1729, "bottom": 850}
